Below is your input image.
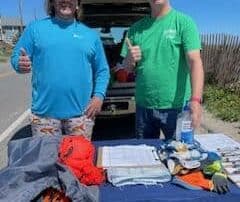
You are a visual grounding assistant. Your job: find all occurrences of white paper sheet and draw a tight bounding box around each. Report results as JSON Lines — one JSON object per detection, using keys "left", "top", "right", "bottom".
{"left": 195, "top": 133, "right": 240, "bottom": 152}
{"left": 101, "top": 144, "right": 161, "bottom": 168}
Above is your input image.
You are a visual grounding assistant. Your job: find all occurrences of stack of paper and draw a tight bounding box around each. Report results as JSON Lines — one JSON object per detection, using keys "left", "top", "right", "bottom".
{"left": 98, "top": 144, "right": 162, "bottom": 168}
{"left": 195, "top": 133, "right": 240, "bottom": 152}
{"left": 195, "top": 133, "right": 240, "bottom": 187}
{"left": 97, "top": 144, "right": 171, "bottom": 186}
{"left": 218, "top": 147, "right": 240, "bottom": 187}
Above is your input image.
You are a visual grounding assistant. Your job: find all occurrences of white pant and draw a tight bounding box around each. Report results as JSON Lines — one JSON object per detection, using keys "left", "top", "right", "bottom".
{"left": 30, "top": 113, "right": 94, "bottom": 140}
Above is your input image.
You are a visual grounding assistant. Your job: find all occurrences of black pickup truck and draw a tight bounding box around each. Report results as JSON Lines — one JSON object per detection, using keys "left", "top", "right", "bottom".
{"left": 82, "top": 0, "right": 150, "bottom": 117}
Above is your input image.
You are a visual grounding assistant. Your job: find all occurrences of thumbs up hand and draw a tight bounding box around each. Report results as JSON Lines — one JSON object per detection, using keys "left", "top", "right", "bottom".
{"left": 123, "top": 38, "right": 141, "bottom": 71}
{"left": 18, "top": 48, "right": 31, "bottom": 73}
{"left": 126, "top": 38, "right": 141, "bottom": 62}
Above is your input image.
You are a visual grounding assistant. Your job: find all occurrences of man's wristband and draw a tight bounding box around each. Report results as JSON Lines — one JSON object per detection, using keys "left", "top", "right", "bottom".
{"left": 191, "top": 96, "right": 202, "bottom": 104}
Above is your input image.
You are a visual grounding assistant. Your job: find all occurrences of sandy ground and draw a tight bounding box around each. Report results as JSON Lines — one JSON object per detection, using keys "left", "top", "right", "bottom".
{"left": 196, "top": 108, "right": 240, "bottom": 141}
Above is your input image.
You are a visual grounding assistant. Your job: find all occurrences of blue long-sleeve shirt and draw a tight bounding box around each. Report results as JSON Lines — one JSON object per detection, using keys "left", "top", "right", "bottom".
{"left": 11, "top": 18, "right": 110, "bottom": 119}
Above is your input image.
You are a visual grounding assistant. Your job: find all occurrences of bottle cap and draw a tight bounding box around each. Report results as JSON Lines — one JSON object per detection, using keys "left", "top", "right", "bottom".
{"left": 183, "top": 101, "right": 190, "bottom": 111}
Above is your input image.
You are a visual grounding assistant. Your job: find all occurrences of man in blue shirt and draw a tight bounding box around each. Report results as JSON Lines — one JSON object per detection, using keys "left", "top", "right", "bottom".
{"left": 11, "top": 0, "right": 110, "bottom": 139}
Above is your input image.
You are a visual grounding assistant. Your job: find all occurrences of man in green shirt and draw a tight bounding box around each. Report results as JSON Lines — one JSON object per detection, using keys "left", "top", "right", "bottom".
{"left": 121, "top": 0, "right": 204, "bottom": 140}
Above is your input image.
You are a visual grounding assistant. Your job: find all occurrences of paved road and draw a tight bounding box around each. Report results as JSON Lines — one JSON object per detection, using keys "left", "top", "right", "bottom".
{"left": 0, "top": 62, "right": 31, "bottom": 135}
{"left": 0, "top": 61, "right": 31, "bottom": 168}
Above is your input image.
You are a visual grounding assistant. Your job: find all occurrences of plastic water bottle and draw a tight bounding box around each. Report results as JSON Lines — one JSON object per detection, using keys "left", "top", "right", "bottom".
{"left": 175, "top": 101, "right": 194, "bottom": 144}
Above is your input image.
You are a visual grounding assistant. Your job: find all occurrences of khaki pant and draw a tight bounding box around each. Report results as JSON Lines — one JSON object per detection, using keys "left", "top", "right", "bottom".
{"left": 30, "top": 113, "right": 94, "bottom": 140}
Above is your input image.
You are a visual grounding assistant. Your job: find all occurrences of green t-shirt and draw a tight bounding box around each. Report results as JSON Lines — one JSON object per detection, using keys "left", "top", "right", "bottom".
{"left": 121, "top": 9, "right": 201, "bottom": 109}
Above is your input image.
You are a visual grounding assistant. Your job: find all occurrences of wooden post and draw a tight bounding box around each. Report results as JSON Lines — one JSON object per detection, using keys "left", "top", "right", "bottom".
{"left": 0, "top": 14, "right": 3, "bottom": 41}
{"left": 19, "top": 0, "right": 24, "bottom": 33}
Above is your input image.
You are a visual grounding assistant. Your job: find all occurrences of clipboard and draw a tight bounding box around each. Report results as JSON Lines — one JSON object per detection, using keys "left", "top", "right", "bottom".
{"left": 97, "top": 147, "right": 103, "bottom": 167}
{"left": 96, "top": 145, "right": 162, "bottom": 168}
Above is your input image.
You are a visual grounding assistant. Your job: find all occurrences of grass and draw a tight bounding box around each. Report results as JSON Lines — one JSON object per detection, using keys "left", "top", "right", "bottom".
{"left": 203, "top": 85, "right": 240, "bottom": 122}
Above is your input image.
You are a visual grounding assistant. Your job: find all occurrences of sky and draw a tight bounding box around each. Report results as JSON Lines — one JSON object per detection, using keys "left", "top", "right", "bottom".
{"left": 1, "top": 0, "right": 240, "bottom": 38}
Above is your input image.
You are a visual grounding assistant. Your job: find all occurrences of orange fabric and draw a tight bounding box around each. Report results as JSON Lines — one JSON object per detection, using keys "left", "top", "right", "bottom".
{"left": 42, "top": 188, "right": 71, "bottom": 202}
{"left": 178, "top": 171, "right": 214, "bottom": 190}
{"left": 116, "top": 69, "right": 128, "bottom": 82}
{"left": 58, "top": 135, "right": 105, "bottom": 185}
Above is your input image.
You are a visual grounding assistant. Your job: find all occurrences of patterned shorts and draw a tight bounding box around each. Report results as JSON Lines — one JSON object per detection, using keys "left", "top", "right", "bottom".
{"left": 30, "top": 113, "right": 94, "bottom": 140}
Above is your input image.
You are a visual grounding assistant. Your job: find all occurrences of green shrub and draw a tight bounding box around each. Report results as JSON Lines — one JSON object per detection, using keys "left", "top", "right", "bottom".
{"left": 203, "top": 85, "right": 240, "bottom": 122}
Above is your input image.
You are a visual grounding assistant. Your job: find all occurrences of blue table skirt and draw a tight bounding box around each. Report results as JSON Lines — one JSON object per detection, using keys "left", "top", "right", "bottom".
{"left": 94, "top": 139, "right": 240, "bottom": 202}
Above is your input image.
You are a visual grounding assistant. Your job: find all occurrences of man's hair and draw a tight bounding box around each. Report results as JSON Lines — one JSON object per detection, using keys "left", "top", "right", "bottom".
{"left": 45, "top": 0, "right": 83, "bottom": 21}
